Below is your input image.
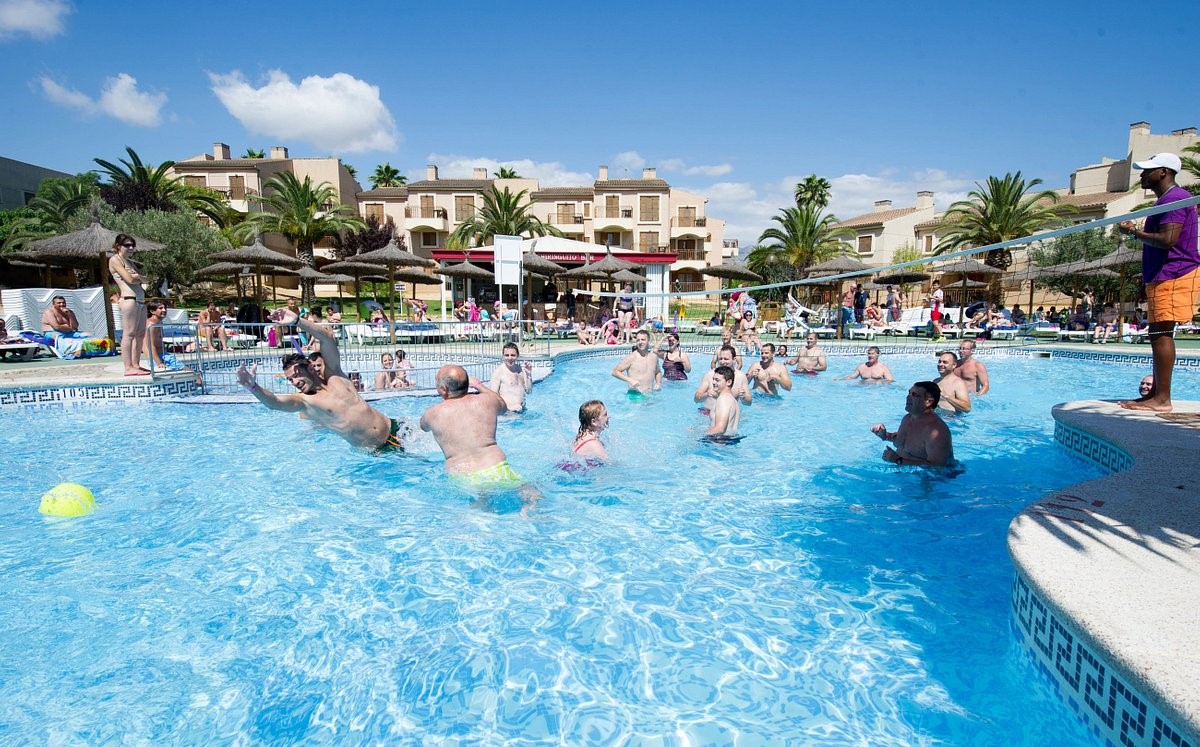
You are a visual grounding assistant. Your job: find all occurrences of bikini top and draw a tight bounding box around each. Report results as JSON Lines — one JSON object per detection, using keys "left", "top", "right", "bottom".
{"left": 573, "top": 435, "right": 599, "bottom": 453}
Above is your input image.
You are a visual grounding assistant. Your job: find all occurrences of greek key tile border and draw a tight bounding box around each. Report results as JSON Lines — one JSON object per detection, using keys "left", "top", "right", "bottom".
{"left": 0, "top": 378, "right": 200, "bottom": 411}
{"left": 1054, "top": 421, "right": 1134, "bottom": 473}
{"left": 1012, "top": 574, "right": 1193, "bottom": 747}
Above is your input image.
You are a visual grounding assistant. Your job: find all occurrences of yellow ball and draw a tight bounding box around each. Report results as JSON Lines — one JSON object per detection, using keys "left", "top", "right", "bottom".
{"left": 39, "top": 483, "right": 95, "bottom": 518}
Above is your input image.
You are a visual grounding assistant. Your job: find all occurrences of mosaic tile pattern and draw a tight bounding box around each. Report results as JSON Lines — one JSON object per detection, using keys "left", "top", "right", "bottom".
{"left": 1043, "top": 348, "right": 1170, "bottom": 367}
{"left": 1054, "top": 421, "right": 1134, "bottom": 473}
{"left": 1012, "top": 574, "right": 1194, "bottom": 747}
{"left": 0, "top": 378, "right": 199, "bottom": 410}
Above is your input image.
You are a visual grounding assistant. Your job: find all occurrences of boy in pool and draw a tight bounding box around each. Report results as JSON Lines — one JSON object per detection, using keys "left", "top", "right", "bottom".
{"left": 489, "top": 342, "right": 533, "bottom": 412}
{"left": 611, "top": 330, "right": 661, "bottom": 395}
{"left": 705, "top": 365, "right": 741, "bottom": 440}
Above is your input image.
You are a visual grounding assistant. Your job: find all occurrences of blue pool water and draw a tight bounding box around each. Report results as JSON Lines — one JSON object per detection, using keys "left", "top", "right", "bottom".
{"left": 1, "top": 351, "right": 1195, "bottom": 745}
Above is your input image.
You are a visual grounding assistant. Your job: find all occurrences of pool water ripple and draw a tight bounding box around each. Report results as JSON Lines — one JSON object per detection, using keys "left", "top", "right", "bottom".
{"left": 1, "top": 354, "right": 1196, "bottom": 744}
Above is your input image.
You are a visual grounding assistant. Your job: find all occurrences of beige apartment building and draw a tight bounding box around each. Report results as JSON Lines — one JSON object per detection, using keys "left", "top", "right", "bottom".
{"left": 834, "top": 192, "right": 936, "bottom": 265}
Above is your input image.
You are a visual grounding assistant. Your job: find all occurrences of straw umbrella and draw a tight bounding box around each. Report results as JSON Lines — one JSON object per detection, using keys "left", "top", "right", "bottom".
{"left": 353, "top": 238, "right": 437, "bottom": 335}
{"left": 520, "top": 245, "right": 567, "bottom": 316}
{"left": 390, "top": 267, "right": 444, "bottom": 328}
{"left": 195, "top": 261, "right": 256, "bottom": 303}
{"left": 1076, "top": 238, "right": 1141, "bottom": 337}
{"left": 437, "top": 259, "right": 495, "bottom": 313}
{"left": 23, "top": 213, "right": 167, "bottom": 342}
{"left": 611, "top": 268, "right": 647, "bottom": 285}
{"left": 323, "top": 260, "right": 387, "bottom": 319}
{"left": 805, "top": 256, "right": 870, "bottom": 339}
{"left": 700, "top": 260, "right": 764, "bottom": 284}
{"left": 209, "top": 235, "right": 305, "bottom": 302}
{"left": 934, "top": 257, "right": 1003, "bottom": 311}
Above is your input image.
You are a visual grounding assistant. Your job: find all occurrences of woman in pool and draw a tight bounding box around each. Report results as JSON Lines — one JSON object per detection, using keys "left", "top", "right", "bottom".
{"left": 571, "top": 400, "right": 609, "bottom": 462}
{"left": 657, "top": 332, "right": 691, "bottom": 381}
{"left": 374, "top": 352, "right": 398, "bottom": 390}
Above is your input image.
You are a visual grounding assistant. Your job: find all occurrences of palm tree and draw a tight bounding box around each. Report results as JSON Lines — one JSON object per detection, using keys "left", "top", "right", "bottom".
{"left": 242, "top": 148, "right": 266, "bottom": 158}
{"left": 493, "top": 166, "right": 519, "bottom": 179}
{"left": 370, "top": 163, "right": 406, "bottom": 189}
{"left": 449, "top": 187, "right": 562, "bottom": 246}
{"left": 0, "top": 174, "right": 98, "bottom": 251}
{"left": 935, "top": 172, "right": 1067, "bottom": 273}
{"left": 234, "top": 172, "right": 366, "bottom": 303}
{"left": 755, "top": 203, "right": 854, "bottom": 276}
{"left": 1181, "top": 143, "right": 1200, "bottom": 186}
{"left": 94, "top": 146, "right": 227, "bottom": 225}
{"left": 794, "top": 174, "right": 832, "bottom": 209}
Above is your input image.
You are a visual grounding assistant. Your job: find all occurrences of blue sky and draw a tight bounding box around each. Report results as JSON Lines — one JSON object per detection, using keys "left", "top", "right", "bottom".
{"left": 3, "top": 0, "right": 1197, "bottom": 244}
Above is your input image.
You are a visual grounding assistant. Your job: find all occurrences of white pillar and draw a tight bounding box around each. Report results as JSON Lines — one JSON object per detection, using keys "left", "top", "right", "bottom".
{"left": 645, "top": 265, "right": 668, "bottom": 321}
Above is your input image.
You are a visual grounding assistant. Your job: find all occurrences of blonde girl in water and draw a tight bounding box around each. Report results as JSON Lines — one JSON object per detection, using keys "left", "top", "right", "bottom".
{"left": 107, "top": 233, "right": 148, "bottom": 375}
{"left": 572, "top": 400, "right": 609, "bottom": 461}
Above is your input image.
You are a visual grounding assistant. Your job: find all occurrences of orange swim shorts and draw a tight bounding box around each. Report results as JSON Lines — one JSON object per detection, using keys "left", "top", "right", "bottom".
{"left": 1146, "top": 267, "right": 1200, "bottom": 324}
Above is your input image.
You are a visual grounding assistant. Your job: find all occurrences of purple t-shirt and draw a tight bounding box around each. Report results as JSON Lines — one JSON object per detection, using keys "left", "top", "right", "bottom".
{"left": 1142, "top": 185, "right": 1199, "bottom": 282}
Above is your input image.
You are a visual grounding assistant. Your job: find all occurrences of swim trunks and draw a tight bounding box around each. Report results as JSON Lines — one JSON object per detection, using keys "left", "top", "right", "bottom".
{"left": 702, "top": 434, "right": 744, "bottom": 445}
{"left": 1147, "top": 267, "right": 1200, "bottom": 324}
{"left": 627, "top": 390, "right": 647, "bottom": 402}
{"left": 373, "top": 418, "right": 406, "bottom": 455}
{"left": 449, "top": 460, "right": 524, "bottom": 490}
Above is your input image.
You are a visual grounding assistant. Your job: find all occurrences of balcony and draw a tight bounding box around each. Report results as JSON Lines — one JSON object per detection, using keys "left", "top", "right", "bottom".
{"left": 548, "top": 212, "right": 587, "bottom": 226}
{"left": 671, "top": 281, "right": 708, "bottom": 293}
{"left": 404, "top": 206, "right": 449, "bottom": 232}
{"left": 674, "top": 247, "right": 709, "bottom": 262}
{"left": 671, "top": 216, "right": 708, "bottom": 239}
{"left": 593, "top": 205, "right": 634, "bottom": 231}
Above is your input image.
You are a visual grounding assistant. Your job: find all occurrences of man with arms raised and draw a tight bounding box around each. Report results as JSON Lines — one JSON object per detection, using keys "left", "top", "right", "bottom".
{"left": 695, "top": 344, "right": 752, "bottom": 412}
{"left": 933, "top": 352, "right": 971, "bottom": 414}
{"left": 836, "top": 346, "right": 894, "bottom": 383}
{"left": 237, "top": 354, "right": 406, "bottom": 453}
{"left": 420, "top": 364, "right": 527, "bottom": 492}
{"left": 788, "top": 332, "right": 827, "bottom": 374}
{"left": 871, "top": 381, "right": 954, "bottom": 467}
{"left": 1117, "top": 152, "right": 1200, "bottom": 412}
{"left": 954, "top": 339, "right": 989, "bottom": 395}
{"left": 489, "top": 342, "right": 534, "bottom": 412}
{"left": 611, "top": 329, "right": 662, "bottom": 395}
{"left": 746, "top": 343, "right": 793, "bottom": 396}
{"left": 705, "top": 365, "right": 741, "bottom": 440}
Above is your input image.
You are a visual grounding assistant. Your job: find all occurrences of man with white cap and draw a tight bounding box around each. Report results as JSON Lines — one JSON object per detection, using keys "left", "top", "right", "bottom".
{"left": 1117, "top": 153, "right": 1199, "bottom": 412}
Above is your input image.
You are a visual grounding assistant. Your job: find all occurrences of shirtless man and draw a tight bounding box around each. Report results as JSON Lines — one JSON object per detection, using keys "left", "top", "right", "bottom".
{"left": 41, "top": 295, "right": 80, "bottom": 334}
{"left": 954, "top": 339, "right": 989, "bottom": 395}
{"left": 870, "top": 381, "right": 954, "bottom": 467}
{"left": 420, "top": 365, "right": 530, "bottom": 495}
{"left": 933, "top": 352, "right": 972, "bottom": 414}
{"left": 836, "top": 346, "right": 894, "bottom": 383}
{"left": 695, "top": 344, "right": 752, "bottom": 411}
{"left": 277, "top": 308, "right": 346, "bottom": 382}
{"left": 746, "top": 343, "right": 793, "bottom": 396}
{"left": 236, "top": 354, "right": 405, "bottom": 453}
{"left": 711, "top": 328, "right": 744, "bottom": 370}
{"left": 489, "top": 342, "right": 533, "bottom": 412}
{"left": 197, "top": 301, "right": 230, "bottom": 351}
{"left": 788, "top": 332, "right": 827, "bottom": 374}
{"left": 706, "top": 365, "right": 741, "bottom": 439}
{"left": 611, "top": 330, "right": 662, "bottom": 394}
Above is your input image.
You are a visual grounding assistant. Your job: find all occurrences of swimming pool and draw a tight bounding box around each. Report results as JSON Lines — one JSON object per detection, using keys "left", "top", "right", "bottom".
{"left": 2, "top": 352, "right": 1194, "bottom": 744}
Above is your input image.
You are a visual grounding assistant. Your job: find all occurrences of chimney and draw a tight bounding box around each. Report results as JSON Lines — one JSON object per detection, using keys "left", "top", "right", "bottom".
{"left": 269, "top": 146, "right": 289, "bottom": 159}
{"left": 213, "top": 142, "right": 230, "bottom": 159}
{"left": 1171, "top": 127, "right": 1197, "bottom": 136}
{"left": 598, "top": 165, "right": 608, "bottom": 181}
{"left": 916, "top": 191, "right": 934, "bottom": 209}
{"left": 1129, "top": 121, "right": 1151, "bottom": 135}
{"left": 426, "top": 164, "right": 439, "bottom": 181}
{"left": 473, "top": 167, "right": 487, "bottom": 179}
{"left": 642, "top": 167, "right": 657, "bottom": 179}
{"left": 873, "top": 200, "right": 892, "bottom": 212}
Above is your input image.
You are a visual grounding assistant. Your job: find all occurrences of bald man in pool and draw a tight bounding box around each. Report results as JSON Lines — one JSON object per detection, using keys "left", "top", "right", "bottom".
{"left": 870, "top": 381, "right": 954, "bottom": 467}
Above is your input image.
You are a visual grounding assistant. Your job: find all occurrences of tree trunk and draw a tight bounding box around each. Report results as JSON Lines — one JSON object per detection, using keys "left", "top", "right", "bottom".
{"left": 298, "top": 242, "right": 315, "bottom": 305}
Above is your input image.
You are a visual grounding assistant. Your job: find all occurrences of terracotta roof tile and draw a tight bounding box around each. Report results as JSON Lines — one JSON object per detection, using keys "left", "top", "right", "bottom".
{"left": 357, "top": 187, "right": 409, "bottom": 198}
{"left": 174, "top": 158, "right": 288, "bottom": 169}
{"left": 532, "top": 187, "right": 594, "bottom": 199}
{"left": 406, "top": 179, "right": 494, "bottom": 191}
{"left": 594, "top": 179, "right": 671, "bottom": 190}
{"left": 835, "top": 206, "right": 918, "bottom": 229}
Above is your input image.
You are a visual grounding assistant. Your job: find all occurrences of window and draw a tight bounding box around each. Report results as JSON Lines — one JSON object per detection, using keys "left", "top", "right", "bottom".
{"left": 365, "top": 204, "right": 385, "bottom": 223}
{"left": 639, "top": 231, "right": 659, "bottom": 252}
{"left": 422, "top": 232, "right": 438, "bottom": 247}
{"left": 228, "top": 175, "right": 245, "bottom": 199}
{"left": 583, "top": 203, "right": 590, "bottom": 218}
{"left": 924, "top": 235, "right": 934, "bottom": 253}
{"left": 677, "top": 206, "right": 696, "bottom": 227}
{"left": 605, "top": 195, "right": 619, "bottom": 218}
{"left": 420, "top": 195, "right": 435, "bottom": 219}
{"left": 184, "top": 175, "right": 206, "bottom": 189}
{"left": 556, "top": 203, "right": 575, "bottom": 223}
{"left": 639, "top": 195, "right": 660, "bottom": 223}
{"left": 857, "top": 235, "right": 873, "bottom": 254}
{"left": 455, "top": 195, "right": 475, "bottom": 222}
{"left": 602, "top": 231, "right": 620, "bottom": 246}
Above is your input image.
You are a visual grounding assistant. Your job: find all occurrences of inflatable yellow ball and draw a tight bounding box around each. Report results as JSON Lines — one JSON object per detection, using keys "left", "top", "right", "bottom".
{"left": 39, "top": 483, "right": 95, "bottom": 518}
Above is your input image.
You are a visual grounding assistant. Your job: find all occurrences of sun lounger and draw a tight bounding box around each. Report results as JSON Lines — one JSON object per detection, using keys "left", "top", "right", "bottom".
{"left": 1057, "top": 329, "right": 1093, "bottom": 343}
{"left": 847, "top": 326, "right": 877, "bottom": 340}
{"left": 0, "top": 341, "right": 41, "bottom": 360}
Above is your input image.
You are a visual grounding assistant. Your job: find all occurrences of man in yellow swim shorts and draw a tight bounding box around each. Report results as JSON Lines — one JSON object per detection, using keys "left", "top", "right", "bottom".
{"left": 419, "top": 365, "right": 533, "bottom": 496}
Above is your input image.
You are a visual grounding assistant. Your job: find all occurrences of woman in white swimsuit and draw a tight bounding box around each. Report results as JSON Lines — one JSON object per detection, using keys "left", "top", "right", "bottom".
{"left": 107, "top": 233, "right": 148, "bottom": 375}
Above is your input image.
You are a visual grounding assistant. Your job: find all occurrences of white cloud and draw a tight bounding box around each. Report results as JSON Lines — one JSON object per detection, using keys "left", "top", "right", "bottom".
{"left": 424, "top": 154, "right": 593, "bottom": 186}
{"left": 610, "top": 151, "right": 645, "bottom": 173}
{"left": 660, "top": 158, "right": 733, "bottom": 177}
{"left": 0, "top": 0, "right": 69, "bottom": 41}
{"left": 38, "top": 73, "right": 167, "bottom": 126}
{"left": 208, "top": 70, "right": 399, "bottom": 153}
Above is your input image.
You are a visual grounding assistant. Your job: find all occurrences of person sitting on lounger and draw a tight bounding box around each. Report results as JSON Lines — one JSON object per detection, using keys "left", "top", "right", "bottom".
{"left": 41, "top": 296, "right": 82, "bottom": 337}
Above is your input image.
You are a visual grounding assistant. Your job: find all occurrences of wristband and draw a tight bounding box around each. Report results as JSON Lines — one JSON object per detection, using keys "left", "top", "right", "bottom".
{"left": 896, "top": 455, "right": 903, "bottom": 465}
{"left": 246, "top": 382, "right": 259, "bottom": 392}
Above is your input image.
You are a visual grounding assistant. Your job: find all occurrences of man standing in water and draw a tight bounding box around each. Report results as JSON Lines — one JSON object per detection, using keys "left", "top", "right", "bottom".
{"left": 836, "top": 346, "right": 894, "bottom": 383}
{"left": 705, "top": 365, "right": 741, "bottom": 440}
{"left": 954, "top": 339, "right": 990, "bottom": 395}
{"left": 1117, "top": 152, "right": 1199, "bottom": 412}
{"left": 789, "top": 332, "right": 827, "bottom": 374}
{"left": 746, "top": 343, "right": 792, "bottom": 395}
{"left": 871, "top": 381, "right": 954, "bottom": 467}
{"left": 237, "top": 354, "right": 406, "bottom": 453}
{"left": 695, "top": 344, "right": 752, "bottom": 412}
{"left": 421, "top": 365, "right": 529, "bottom": 493}
{"left": 933, "top": 352, "right": 972, "bottom": 414}
{"left": 489, "top": 342, "right": 533, "bottom": 412}
{"left": 611, "top": 330, "right": 662, "bottom": 395}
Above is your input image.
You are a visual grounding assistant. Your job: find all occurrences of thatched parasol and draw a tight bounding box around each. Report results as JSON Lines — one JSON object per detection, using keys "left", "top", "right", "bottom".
{"left": 355, "top": 238, "right": 436, "bottom": 329}
{"left": 210, "top": 235, "right": 305, "bottom": 303}
{"left": 561, "top": 254, "right": 608, "bottom": 281}
{"left": 322, "top": 260, "right": 385, "bottom": 319}
{"left": 700, "top": 260, "right": 763, "bottom": 283}
{"left": 875, "top": 270, "right": 930, "bottom": 285}
{"left": 611, "top": 269, "right": 647, "bottom": 285}
{"left": 521, "top": 251, "right": 566, "bottom": 277}
{"left": 1075, "top": 239, "right": 1142, "bottom": 337}
{"left": 437, "top": 260, "right": 494, "bottom": 280}
{"left": 933, "top": 257, "right": 1003, "bottom": 275}
{"left": 24, "top": 213, "right": 168, "bottom": 342}
{"left": 587, "top": 247, "right": 638, "bottom": 274}
{"left": 805, "top": 256, "right": 870, "bottom": 340}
